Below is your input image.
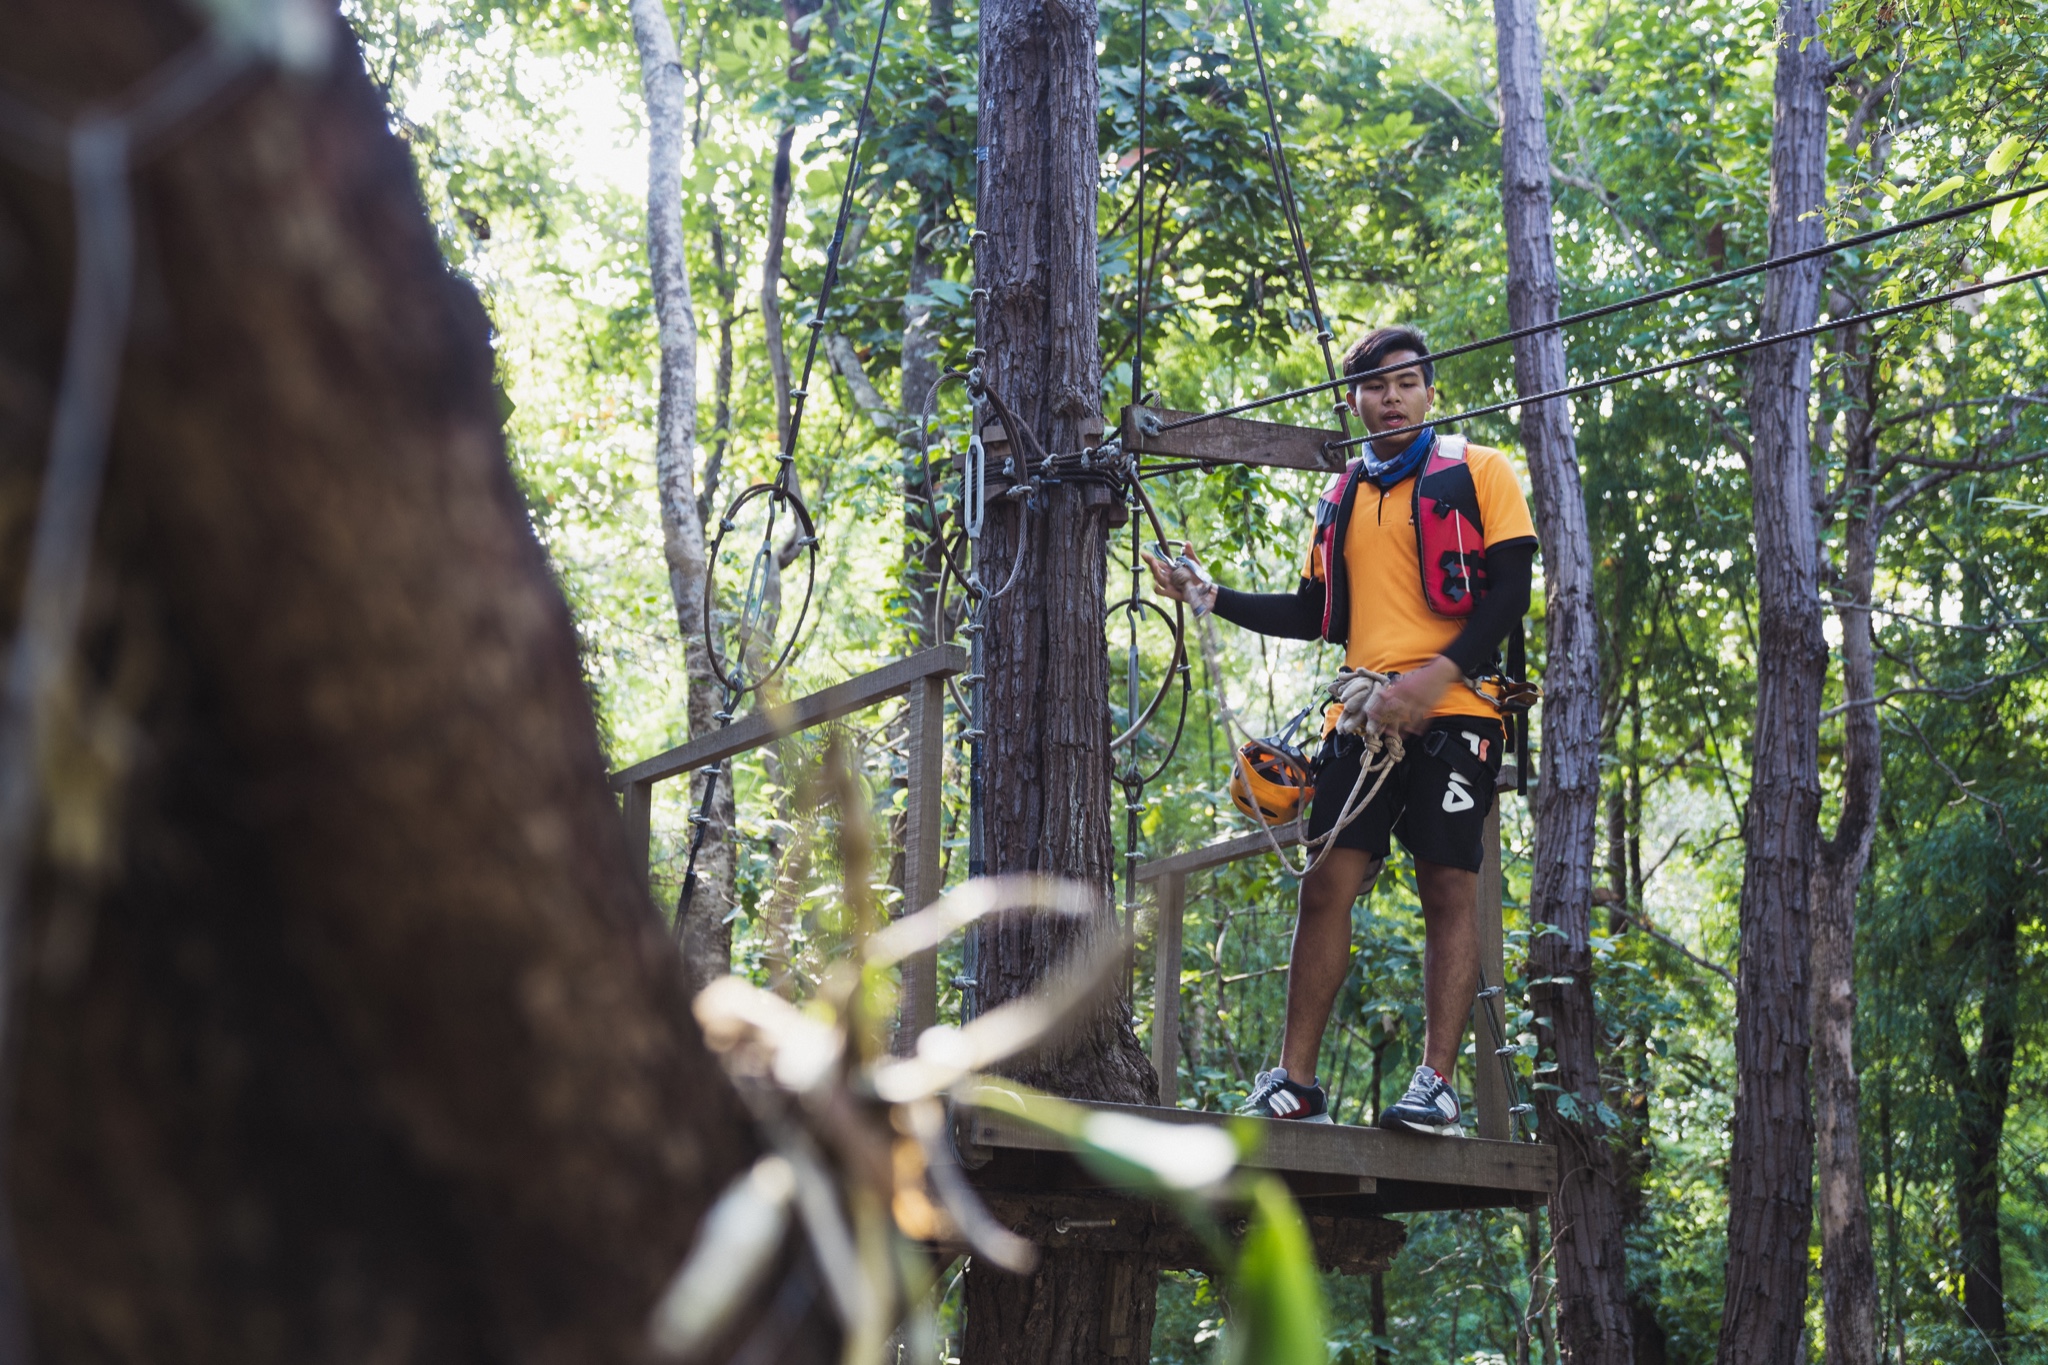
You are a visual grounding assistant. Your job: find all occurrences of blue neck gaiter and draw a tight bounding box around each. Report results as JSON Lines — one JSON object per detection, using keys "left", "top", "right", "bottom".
{"left": 1358, "top": 425, "right": 1436, "bottom": 491}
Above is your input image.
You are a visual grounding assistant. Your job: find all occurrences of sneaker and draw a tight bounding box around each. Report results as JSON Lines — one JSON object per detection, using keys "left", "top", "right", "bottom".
{"left": 1379, "top": 1065, "right": 1463, "bottom": 1136}
{"left": 1239, "top": 1068, "right": 1333, "bottom": 1123}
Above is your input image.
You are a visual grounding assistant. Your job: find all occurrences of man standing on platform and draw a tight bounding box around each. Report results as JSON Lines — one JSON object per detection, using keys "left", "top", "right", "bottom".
{"left": 1144, "top": 326, "right": 1537, "bottom": 1132}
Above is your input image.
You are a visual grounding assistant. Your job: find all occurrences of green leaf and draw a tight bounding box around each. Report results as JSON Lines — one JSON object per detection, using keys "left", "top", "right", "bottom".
{"left": 1230, "top": 1178, "right": 1328, "bottom": 1365}
{"left": 1919, "top": 175, "right": 1968, "bottom": 205}
{"left": 1986, "top": 134, "right": 2028, "bottom": 177}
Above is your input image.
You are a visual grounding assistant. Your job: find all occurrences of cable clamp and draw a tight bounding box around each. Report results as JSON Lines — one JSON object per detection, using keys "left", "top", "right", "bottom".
{"left": 1510, "top": 1104, "right": 1535, "bottom": 1116}
{"left": 1495, "top": 1046, "right": 1520, "bottom": 1057}
{"left": 971, "top": 287, "right": 990, "bottom": 302}
{"left": 713, "top": 710, "right": 735, "bottom": 724}
{"left": 951, "top": 975, "right": 979, "bottom": 988}
{"left": 806, "top": 317, "right": 825, "bottom": 330}
{"left": 790, "top": 387, "right": 808, "bottom": 400}
{"left": 1476, "top": 985, "right": 1504, "bottom": 999}
{"left": 970, "top": 230, "right": 989, "bottom": 245}
{"left": 962, "top": 728, "right": 987, "bottom": 741}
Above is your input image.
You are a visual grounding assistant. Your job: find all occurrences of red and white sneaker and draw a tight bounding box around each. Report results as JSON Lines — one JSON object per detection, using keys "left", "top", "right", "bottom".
{"left": 1379, "top": 1065, "right": 1463, "bottom": 1135}
{"left": 1239, "top": 1067, "right": 1332, "bottom": 1122}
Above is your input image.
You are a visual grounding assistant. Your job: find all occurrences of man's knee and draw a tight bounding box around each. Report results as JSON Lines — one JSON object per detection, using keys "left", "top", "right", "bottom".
{"left": 1301, "top": 853, "right": 1382, "bottom": 915}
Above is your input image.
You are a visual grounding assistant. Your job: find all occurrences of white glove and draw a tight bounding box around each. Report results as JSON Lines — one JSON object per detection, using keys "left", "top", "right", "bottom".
{"left": 1328, "top": 668, "right": 1391, "bottom": 738}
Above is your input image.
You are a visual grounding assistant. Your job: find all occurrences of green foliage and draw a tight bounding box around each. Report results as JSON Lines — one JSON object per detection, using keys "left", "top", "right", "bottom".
{"left": 357, "top": 0, "right": 2048, "bottom": 1356}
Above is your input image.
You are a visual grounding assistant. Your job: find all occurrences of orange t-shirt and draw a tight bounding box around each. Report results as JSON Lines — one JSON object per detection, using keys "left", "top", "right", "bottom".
{"left": 1306, "top": 442, "right": 1538, "bottom": 721}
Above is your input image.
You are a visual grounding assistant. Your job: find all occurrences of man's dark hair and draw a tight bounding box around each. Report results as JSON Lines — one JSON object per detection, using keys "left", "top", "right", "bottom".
{"left": 1342, "top": 325, "right": 1434, "bottom": 388}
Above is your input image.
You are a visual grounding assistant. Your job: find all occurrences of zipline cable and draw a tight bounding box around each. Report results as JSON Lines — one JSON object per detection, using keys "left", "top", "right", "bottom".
{"left": 675, "top": 0, "right": 894, "bottom": 928}
{"left": 1314, "top": 263, "right": 2048, "bottom": 455}
{"left": 1155, "top": 177, "right": 2048, "bottom": 433}
{"left": 1130, "top": 0, "right": 1150, "bottom": 406}
{"left": 1236, "top": 0, "right": 1354, "bottom": 443}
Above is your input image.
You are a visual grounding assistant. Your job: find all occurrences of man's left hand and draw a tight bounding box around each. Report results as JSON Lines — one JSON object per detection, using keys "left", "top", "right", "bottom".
{"left": 1368, "top": 655, "right": 1461, "bottom": 735}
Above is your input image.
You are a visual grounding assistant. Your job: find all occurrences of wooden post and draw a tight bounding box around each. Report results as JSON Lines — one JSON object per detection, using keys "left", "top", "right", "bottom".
{"left": 622, "top": 777, "right": 654, "bottom": 887}
{"left": 898, "top": 675, "right": 945, "bottom": 1050}
{"left": 1151, "top": 871, "right": 1186, "bottom": 1105}
{"left": 1471, "top": 788, "right": 1511, "bottom": 1141}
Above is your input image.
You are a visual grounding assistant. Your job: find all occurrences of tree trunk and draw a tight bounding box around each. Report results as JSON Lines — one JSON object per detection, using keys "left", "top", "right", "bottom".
{"left": 629, "top": 0, "right": 738, "bottom": 986}
{"left": 959, "top": 0, "right": 1159, "bottom": 1356}
{"left": 1490, "top": 4, "right": 1632, "bottom": 1361}
{"left": 1811, "top": 324, "right": 1880, "bottom": 1365}
{"left": 0, "top": 8, "right": 833, "bottom": 1361}
{"left": 1717, "top": 4, "right": 1829, "bottom": 1362}
{"left": 1934, "top": 905, "right": 2019, "bottom": 1350}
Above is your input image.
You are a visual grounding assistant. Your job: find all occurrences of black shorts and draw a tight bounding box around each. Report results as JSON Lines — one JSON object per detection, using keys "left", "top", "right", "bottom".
{"left": 1304, "top": 718, "right": 1505, "bottom": 873}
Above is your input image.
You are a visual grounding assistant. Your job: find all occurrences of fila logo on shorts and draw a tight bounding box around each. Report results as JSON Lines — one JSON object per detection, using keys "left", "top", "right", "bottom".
{"left": 1441, "top": 730, "right": 1487, "bottom": 813}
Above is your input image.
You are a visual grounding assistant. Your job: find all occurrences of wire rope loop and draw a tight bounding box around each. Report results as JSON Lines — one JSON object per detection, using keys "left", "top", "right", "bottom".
{"left": 702, "top": 480, "right": 819, "bottom": 698}
{"left": 1105, "top": 593, "right": 1186, "bottom": 753}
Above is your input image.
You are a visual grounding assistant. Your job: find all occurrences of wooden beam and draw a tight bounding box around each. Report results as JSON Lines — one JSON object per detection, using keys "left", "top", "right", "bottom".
{"left": 896, "top": 674, "right": 945, "bottom": 1053}
{"left": 608, "top": 644, "right": 968, "bottom": 791}
{"left": 969, "top": 1192, "right": 1406, "bottom": 1276}
{"left": 1121, "top": 405, "right": 1348, "bottom": 474}
{"left": 1151, "top": 870, "right": 1186, "bottom": 1103}
{"left": 957, "top": 1099, "right": 1555, "bottom": 1195}
{"left": 620, "top": 777, "right": 653, "bottom": 884}
{"left": 1135, "top": 823, "right": 1302, "bottom": 884}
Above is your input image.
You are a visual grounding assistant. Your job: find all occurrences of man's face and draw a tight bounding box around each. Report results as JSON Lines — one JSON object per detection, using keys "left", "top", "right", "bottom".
{"left": 1348, "top": 350, "right": 1436, "bottom": 439}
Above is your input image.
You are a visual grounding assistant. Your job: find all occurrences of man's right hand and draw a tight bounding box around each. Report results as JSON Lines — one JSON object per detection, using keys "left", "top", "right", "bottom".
{"left": 1140, "top": 547, "right": 1217, "bottom": 614}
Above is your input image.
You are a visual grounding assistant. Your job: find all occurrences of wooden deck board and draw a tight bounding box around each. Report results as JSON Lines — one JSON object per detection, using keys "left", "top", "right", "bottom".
{"left": 958, "top": 1099, "right": 1554, "bottom": 1206}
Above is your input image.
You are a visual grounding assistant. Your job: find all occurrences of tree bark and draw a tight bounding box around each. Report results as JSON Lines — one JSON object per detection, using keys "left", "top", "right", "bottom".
{"left": 1491, "top": 4, "right": 1632, "bottom": 1362}
{"left": 960, "top": 0, "right": 1159, "bottom": 1356}
{"left": 1810, "top": 323, "right": 1880, "bottom": 1365}
{"left": 629, "top": 0, "right": 737, "bottom": 986}
{"left": 0, "top": 8, "right": 833, "bottom": 1361}
{"left": 1933, "top": 905, "right": 2019, "bottom": 1349}
{"left": 1717, "top": 5, "right": 1829, "bottom": 1363}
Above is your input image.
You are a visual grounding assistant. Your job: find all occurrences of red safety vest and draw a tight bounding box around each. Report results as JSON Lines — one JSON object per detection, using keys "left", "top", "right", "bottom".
{"left": 1312, "top": 435, "right": 1487, "bottom": 645}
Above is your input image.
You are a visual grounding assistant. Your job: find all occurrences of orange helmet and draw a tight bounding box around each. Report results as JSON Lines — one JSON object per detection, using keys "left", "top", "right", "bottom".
{"left": 1230, "top": 736, "right": 1314, "bottom": 826}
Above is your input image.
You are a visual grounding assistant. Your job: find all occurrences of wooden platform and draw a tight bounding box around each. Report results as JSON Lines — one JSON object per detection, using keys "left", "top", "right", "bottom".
{"left": 958, "top": 1100, "right": 1553, "bottom": 1214}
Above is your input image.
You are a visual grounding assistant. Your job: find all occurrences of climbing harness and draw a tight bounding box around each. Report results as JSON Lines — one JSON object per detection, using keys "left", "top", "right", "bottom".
{"left": 674, "top": 0, "right": 894, "bottom": 928}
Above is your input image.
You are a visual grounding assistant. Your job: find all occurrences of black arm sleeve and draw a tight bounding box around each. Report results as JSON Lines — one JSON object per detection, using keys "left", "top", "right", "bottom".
{"left": 1440, "top": 538, "right": 1535, "bottom": 676}
{"left": 1212, "top": 578, "right": 1322, "bottom": 640}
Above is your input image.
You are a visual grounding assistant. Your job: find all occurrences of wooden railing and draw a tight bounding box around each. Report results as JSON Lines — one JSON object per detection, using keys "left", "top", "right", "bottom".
{"left": 609, "top": 644, "right": 968, "bottom": 1042}
{"left": 1137, "top": 767, "right": 1519, "bottom": 1140}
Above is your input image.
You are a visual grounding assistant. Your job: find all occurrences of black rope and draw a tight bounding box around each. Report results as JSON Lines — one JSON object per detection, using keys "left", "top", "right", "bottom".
{"left": 779, "top": 0, "right": 895, "bottom": 491}
{"left": 1130, "top": 0, "right": 1149, "bottom": 406}
{"left": 1156, "top": 177, "right": 2048, "bottom": 433}
{"left": 1318, "top": 263, "right": 2048, "bottom": 455}
{"left": 1235, "top": 0, "right": 1352, "bottom": 443}
{"left": 676, "top": 0, "right": 894, "bottom": 928}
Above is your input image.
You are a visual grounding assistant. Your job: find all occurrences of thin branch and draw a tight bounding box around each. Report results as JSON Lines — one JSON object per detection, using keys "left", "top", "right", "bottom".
{"left": 1615, "top": 909, "right": 1735, "bottom": 987}
{"left": 1819, "top": 655, "right": 2048, "bottom": 719}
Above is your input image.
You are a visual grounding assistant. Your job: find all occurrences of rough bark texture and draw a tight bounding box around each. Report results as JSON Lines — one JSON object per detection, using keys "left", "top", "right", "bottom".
{"left": 629, "top": 0, "right": 736, "bottom": 986}
{"left": 0, "top": 9, "right": 831, "bottom": 1361}
{"left": 1491, "top": 3, "right": 1632, "bottom": 1361}
{"left": 960, "top": 0, "right": 1160, "bottom": 1355}
{"left": 1811, "top": 327, "right": 1880, "bottom": 1365}
{"left": 1717, "top": 4, "right": 1829, "bottom": 1362}
{"left": 1934, "top": 905, "right": 2019, "bottom": 1349}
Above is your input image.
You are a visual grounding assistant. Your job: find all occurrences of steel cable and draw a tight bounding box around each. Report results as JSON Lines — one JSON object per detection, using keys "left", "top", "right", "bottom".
{"left": 1154, "top": 177, "right": 2048, "bottom": 433}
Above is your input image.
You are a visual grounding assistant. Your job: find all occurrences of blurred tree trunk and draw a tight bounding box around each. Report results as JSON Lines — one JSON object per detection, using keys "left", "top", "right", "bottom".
{"left": 1811, "top": 321, "right": 1880, "bottom": 1365}
{"left": 959, "top": 0, "right": 1160, "bottom": 1354}
{"left": 1491, "top": 2, "right": 1633, "bottom": 1361}
{"left": 0, "top": 7, "right": 831, "bottom": 1361}
{"left": 1717, "top": 4, "right": 1829, "bottom": 1363}
{"left": 630, "top": 0, "right": 738, "bottom": 986}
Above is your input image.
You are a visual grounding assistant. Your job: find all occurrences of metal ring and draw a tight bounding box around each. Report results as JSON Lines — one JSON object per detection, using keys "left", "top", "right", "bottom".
{"left": 1106, "top": 593, "right": 1185, "bottom": 752}
{"left": 702, "top": 480, "right": 819, "bottom": 698}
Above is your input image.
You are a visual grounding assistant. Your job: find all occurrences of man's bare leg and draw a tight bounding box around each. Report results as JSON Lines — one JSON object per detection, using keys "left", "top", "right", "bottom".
{"left": 1277, "top": 848, "right": 1381, "bottom": 1082}
{"left": 1415, "top": 858, "right": 1481, "bottom": 1079}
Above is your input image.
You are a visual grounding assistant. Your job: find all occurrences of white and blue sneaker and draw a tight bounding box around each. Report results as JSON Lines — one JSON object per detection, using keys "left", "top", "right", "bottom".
{"left": 1379, "top": 1065, "right": 1462, "bottom": 1136}
{"left": 1239, "top": 1067, "right": 1333, "bottom": 1123}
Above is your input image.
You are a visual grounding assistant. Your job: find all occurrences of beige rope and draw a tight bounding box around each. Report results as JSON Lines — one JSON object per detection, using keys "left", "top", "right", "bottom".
{"left": 1188, "top": 607, "right": 1403, "bottom": 880}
